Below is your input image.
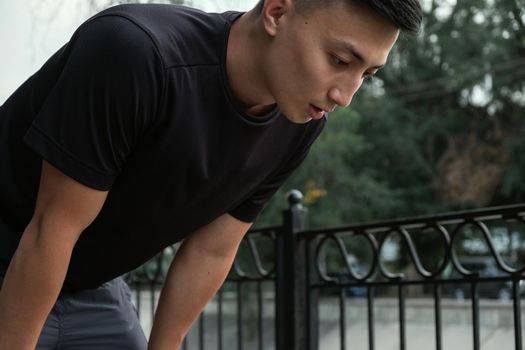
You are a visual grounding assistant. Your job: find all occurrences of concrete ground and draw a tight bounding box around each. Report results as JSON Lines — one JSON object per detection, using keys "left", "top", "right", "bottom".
{"left": 318, "top": 298, "right": 523, "bottom": 350}
{"left": 131, "top": 291, "right": 524, "bottom": 350}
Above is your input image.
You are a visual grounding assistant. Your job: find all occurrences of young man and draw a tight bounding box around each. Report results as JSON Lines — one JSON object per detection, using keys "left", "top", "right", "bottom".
{"left": 0, "top": 0, "right": 422, "bottom": 348}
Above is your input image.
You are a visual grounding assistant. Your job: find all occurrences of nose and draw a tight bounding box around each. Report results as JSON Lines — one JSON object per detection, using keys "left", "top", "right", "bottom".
{"left": 328, "top": 76, "right": 363, "bottom": 108}
{"left": 328, "top": 88, "right": 354, "bottom": 108}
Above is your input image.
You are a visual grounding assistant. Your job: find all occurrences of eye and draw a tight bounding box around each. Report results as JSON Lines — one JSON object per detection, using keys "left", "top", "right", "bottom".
{"left": 331, "top": 55, "right": 349, "bottom": 67}
{"left": 362, "top": 72, "right": 376, "bottom": 81}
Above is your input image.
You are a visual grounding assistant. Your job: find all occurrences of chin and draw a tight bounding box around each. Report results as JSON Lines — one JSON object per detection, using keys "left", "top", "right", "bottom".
{"left": 277, "top": 103, "right": 312, "bottom": 124}
{"left": 283, "top": 114, "right": 312, "bottom": 124}
{"left": 281, "top": 109, "right": 312, "bottom": 124}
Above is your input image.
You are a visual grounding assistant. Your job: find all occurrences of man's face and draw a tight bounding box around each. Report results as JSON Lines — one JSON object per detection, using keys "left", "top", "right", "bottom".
{"left": 262, "top": 0, "right": 400, "bottom": 124}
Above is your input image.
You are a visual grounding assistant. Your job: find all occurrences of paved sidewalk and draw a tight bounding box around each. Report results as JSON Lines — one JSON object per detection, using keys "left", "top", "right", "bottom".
{"left": 319, "top": 298, "right": 522, "bottom": 350}
{"left": 131, "top": 291, "right": 523, "bottom": 349}
{"left": 320, "top": 320, "right": 517, "bottom": 350}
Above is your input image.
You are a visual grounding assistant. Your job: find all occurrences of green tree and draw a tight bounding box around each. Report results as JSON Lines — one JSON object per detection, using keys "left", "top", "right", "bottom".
{"left": 260, "top": 0, "right": 525, "bottom": 229}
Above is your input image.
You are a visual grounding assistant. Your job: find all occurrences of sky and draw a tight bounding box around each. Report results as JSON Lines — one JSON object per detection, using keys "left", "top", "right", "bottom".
{"left": 0, "top": 0, "right": 258, "bottom": 104}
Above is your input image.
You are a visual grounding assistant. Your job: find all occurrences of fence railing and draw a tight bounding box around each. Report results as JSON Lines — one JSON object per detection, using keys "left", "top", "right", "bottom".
{"left": 126, "top": 191, "right": 525, "bottom": 350}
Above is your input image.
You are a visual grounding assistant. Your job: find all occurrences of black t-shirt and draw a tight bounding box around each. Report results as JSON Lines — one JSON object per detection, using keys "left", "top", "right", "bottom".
{"left": 0, "top": 4, "right": 326, "bottom": 290}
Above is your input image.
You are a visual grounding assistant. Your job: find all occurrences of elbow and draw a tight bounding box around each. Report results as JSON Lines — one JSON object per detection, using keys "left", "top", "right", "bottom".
{"left": 183, "top": 235, "right": 241, "bottom": 261}
{"left": 18, "top": 215, "right": 81, "bottom": 255}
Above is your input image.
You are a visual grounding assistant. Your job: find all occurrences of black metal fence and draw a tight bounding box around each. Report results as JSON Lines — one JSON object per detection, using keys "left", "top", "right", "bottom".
{"left": 126, "top": 191, "right": 525, "bottom": 350}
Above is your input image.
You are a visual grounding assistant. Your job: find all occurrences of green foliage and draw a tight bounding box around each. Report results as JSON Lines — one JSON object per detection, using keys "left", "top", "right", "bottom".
{"left": 258, "top": 0, "right": 525, "bottom": 231}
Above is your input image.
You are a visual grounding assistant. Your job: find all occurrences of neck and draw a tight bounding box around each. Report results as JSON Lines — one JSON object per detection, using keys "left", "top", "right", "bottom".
{"left": 226, "top": 10, "right": 276, "bottom": 116}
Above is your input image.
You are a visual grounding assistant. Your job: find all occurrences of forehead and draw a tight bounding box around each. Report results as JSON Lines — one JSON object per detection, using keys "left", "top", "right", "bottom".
{"left": 297, "top": 1, "right": 400, "bottom": 65}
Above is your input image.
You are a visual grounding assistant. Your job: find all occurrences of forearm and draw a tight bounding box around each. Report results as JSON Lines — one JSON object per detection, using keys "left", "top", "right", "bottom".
{"left": 0, "top": 221, "right": 74, "bottom": 349}
{"left": 147, "top": 238, "right": 240, "bottom": 349}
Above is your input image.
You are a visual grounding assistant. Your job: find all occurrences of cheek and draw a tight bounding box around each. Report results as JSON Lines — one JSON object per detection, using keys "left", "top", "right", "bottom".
{"left": 284, "top": 34, "right": 321, "bottom": 83}
{"left": 269, "top": 32, "right": 329, "bottom": 101}
{"left": 275, "top": 51, "right": 311, "bottom": 97}
{"left": 300, "top": 55, "right": 332, "bottom": 96}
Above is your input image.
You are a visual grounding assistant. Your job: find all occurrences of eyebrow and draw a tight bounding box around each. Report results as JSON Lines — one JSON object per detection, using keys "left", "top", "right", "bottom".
{"left": 335, "top": 39, "right": 385, "bottom": 70}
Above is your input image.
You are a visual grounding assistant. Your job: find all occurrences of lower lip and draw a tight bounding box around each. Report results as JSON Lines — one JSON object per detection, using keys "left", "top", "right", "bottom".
{"left": 308, "top": 104, "right": 325, "bottom": 120}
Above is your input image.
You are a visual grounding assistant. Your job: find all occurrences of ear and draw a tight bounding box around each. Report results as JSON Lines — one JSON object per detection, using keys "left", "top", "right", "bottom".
{"left": 261, "top": 0, "right": 293, "bottom": 37}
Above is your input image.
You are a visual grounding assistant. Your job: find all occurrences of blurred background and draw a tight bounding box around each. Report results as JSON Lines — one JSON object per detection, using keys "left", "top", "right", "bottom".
{"left": 2, "top": 0, "right": 523, "bottom": 228}
{"left": 257, "top": 0, "right": 525, "bottom": 227}
{"left": 1, "top": 1, "right": 524, "bottom": 348}
{"left": 1, "top": 0, "right": 524, "bottom": 256}
{"left": 0, "top": 0, "right": 258, "bottom": 103}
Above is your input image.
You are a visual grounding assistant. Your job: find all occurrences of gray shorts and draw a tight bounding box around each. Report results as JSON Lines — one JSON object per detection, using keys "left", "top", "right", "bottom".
{"left": 0, "top": 275, "right": 147, "bottom": 349}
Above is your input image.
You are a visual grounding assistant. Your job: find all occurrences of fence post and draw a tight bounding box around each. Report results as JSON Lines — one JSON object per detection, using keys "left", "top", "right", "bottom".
{"left": 276, "top": 190, "right": 318, "bottom": 350}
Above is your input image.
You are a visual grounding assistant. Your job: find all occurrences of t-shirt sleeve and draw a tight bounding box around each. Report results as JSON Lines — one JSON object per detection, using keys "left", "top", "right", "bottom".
{"left": 229, "top": 121, "right": 326, "bottom": 223}
{"left": 23, "top": 15, "right": 164, "bottom": 190}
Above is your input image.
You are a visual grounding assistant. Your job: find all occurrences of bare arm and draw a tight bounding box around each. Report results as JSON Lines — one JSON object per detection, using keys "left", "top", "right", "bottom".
{"left": 0, "top": 161, "right": 107, "bottom": 349}
{"left": 148, "top": 213, "right": 252, "bottom": 349}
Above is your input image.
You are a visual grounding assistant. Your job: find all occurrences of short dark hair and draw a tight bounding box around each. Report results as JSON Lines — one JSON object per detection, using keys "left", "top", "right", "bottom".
{"left": 254, "top": 0, "right": 423, "bottom": 34}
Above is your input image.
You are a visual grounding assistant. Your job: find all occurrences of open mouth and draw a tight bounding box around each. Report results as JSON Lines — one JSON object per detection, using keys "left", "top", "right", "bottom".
{"left": 312, "top": 105, "right": 324, "bottom": 113}
{"left": 308, "top": 104, "right": 325, "bottom": 119}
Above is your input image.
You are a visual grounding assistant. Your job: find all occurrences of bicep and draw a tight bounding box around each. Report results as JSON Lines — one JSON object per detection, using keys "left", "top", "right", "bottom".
{"left": 29, "top": 160, "right": 108, "bottom": 244}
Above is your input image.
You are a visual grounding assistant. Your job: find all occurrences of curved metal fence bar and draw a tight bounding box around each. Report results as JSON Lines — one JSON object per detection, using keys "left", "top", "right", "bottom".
{"left": 400, "top": 227, "right": 435, "bottom": 278}
{"left": 421, "top": 223, "right": 451, "bottom": 278}
{"left": 125, "top": 226, "right": 278, "bottom": 350}
{"left": 305, "top": 205, "right": 525, "bottom": 285}
{"left": 246, "top": 236, "right": 271, "bottom": 276}
{"left": 377, "top": 229, "right": 406, "bottom": 280}
{"left": 126, "top": 198, "right": 525, "bottom": 350}
{"left": 301, "top": 204, "right": 525, "bottom": 350}
{"left": 315, "top": 232, "right": 379, "bottom": 283}
{"left": 477, "top": 220, "right": 523, "bottom": 274}
{"left": 449, "top": 220, "right": 525, "bottom": 277}
{"left": 298, "top": 203, "right": 525, "bottom": 238}
{"left": 231, "top": 258, "right": 248, "bottom": 279}
{"left": 230, "top": 229, "right": 276, "bottom": 281}
{"left": 356, "top": 230, "right": 380, "bottom": 281}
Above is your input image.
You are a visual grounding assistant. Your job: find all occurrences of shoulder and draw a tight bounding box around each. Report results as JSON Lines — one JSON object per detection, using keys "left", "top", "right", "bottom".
{"left": 87, "top": 4, "right": 235, "bottom": 67}
{"left": 66, "top": 10, "right": 165, "bottom": 76}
